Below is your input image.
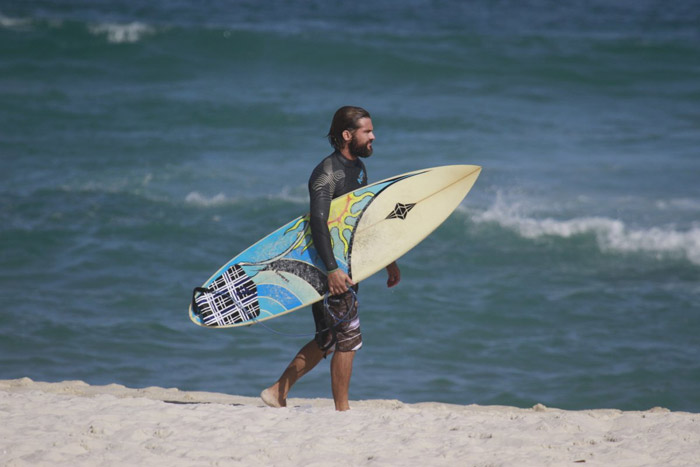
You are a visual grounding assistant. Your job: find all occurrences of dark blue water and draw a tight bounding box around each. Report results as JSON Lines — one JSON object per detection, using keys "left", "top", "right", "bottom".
{"left": 2, "top": 0, "right": 699, "bottom": 411}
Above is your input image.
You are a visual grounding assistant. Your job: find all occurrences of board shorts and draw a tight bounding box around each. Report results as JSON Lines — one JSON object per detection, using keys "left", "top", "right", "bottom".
{"left": 312, "top": 286, "right": 361, "bottom": 354}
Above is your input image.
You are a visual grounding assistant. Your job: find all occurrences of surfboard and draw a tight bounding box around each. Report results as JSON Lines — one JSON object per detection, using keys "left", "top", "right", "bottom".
{"left": 189, "top": 164, "right": 481, "bottom": 328}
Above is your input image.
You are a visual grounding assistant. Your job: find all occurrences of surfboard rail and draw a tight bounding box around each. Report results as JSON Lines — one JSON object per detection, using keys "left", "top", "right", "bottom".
{"left": 189, "top": 164, "right": 481, "bottom": 328}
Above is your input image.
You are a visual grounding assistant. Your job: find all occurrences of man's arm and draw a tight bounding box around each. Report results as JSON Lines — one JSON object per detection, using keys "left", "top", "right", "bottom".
{"left": 308, "top": 164, "right": 355, "bottom": 295}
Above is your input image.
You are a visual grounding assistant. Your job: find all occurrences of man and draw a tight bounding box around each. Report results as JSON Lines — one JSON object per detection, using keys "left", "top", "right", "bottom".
{"left": 261, "top": 106, "right": 401, "bottom": 411}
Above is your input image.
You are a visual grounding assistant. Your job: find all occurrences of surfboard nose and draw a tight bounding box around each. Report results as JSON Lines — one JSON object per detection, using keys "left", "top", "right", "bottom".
{"left": 350, "top": 163, "right": 482, "bottom": 282}
{"left": 446, "top": 164, "right": 481, "bottom": 178}
{"left": 427, "top": 164, "right": 482, "bottom": 195}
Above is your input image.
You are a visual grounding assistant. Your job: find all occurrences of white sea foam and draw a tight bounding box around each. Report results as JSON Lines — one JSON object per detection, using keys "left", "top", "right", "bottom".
{"left": 655, "top": 198, "right": 700, "bottom": 212}
{"left": 88, "top": 22, "right": 155, "bottom": 44}
{"left": 0, "top": 12, "right": 32, "bottom": 29}
{"left": 185, "top": 192, "right": 231, "bottom": 207}
{"left": 268, "top": 185, "right": 307, "bottom": 205}
{"left": 185, "top": 187, "right": 307, "bottom": 208}
{"left": 470, "top": 196, "right": 700, "bottom": 265}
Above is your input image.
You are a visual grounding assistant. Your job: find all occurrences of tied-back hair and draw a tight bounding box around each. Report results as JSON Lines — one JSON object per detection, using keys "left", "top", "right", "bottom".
{"left": 327, "top": 106, "right": 371, "bottom": 150}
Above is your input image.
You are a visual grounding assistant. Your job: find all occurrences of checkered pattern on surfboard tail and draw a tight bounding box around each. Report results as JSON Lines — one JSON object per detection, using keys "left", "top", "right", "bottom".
{"left": 194, "top": 264, "right": 260, "bottom": 326}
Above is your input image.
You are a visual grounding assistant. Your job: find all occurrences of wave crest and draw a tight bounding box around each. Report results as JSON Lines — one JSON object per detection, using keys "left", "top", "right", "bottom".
{"left": 185, "top": 186, "right": 307, "bottom": 208}
{"left": 88, "top": 22, "right": 155, "bottom": 44}
{"left": 0, "top": 11, "right": 36, "bottom": 30}
{"left": 471, "top": 197, "right": 700, "bottom": 265}
{"left": 185, "top": 192, "right": 230, "bottom": 207}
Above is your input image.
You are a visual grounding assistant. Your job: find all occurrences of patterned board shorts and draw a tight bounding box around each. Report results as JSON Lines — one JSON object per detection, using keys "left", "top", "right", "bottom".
{"left": 312, "top": 287, "right": 361, "bottom": 353}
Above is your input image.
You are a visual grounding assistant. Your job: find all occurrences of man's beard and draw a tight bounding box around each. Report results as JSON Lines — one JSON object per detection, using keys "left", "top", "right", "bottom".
{"left": 349, "top": 137, "right": 373, "bottom": 158}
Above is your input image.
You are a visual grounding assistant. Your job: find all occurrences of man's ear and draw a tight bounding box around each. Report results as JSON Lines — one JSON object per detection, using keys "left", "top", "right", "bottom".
{"left": 342, "top": 129, "right": 353, "bottom": 142}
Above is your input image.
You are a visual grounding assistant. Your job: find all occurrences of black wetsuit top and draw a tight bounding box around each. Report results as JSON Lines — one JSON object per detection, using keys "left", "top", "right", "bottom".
{"left": 308, "top": 151, "right": 368, "bottom": 272}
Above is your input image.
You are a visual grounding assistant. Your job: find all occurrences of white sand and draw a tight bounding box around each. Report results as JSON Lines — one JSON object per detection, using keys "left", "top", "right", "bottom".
{"left": 1, "top": 378, "right": 698, "bottom": 466}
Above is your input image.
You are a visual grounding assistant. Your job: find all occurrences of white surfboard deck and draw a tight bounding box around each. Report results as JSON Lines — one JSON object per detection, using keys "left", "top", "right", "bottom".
{"left": 350, "top": 164, "right": 481, "bottom": 282}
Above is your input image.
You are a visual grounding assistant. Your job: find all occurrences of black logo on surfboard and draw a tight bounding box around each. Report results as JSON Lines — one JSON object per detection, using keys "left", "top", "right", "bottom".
{"left": 386, "top": 202, "right": 416, "bottom": 220}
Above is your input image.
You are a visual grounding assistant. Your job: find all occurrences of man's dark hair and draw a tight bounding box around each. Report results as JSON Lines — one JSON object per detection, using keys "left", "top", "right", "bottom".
{"left": 327, "top": 106, "right": 371, "bottom": 151}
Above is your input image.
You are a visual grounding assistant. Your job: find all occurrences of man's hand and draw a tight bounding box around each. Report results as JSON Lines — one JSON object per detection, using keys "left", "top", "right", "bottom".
{"left": 386, "top": 261, "right": 401, "bottom": 288}
{"left": 328, "top": 269, "right": 355, "bottom": 296}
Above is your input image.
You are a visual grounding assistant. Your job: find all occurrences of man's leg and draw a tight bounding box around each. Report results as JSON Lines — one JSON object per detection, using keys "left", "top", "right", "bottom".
{"left": 330, "top": 349, "right": 355, "bottom": 411}
{"left": 261, "top": 339, "right": 326, "bottom": 408}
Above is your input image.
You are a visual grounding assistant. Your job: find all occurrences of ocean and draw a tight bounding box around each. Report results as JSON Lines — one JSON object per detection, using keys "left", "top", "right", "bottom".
{"left": 1, "top": 0, "right": 699, "bottom": 412}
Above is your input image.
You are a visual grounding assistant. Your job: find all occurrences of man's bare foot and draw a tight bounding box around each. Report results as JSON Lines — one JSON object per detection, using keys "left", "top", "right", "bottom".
{"left": 260, "top": 387, "right": 286, "bottom": 408}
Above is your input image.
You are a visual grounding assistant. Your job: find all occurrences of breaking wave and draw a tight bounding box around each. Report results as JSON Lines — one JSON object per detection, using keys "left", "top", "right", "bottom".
{"left": 469, "top": 197, "right": 700, "bottom": 266}
{"left": 88, "top": 22, "right": 156, "bottom": 44}
{"left": 184, "top": 192, "right": 231, "bottom": 207}
{"left": 184, "top": 186, "right": 307, "bottom": 208}
{"left": 0, "top": 12, "right": 31, "bottom": 29}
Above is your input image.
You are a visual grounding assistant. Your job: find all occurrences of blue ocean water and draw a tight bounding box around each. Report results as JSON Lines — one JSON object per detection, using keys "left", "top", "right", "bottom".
{"left": 1, "top": 1, "right": 699, "bottom": 411}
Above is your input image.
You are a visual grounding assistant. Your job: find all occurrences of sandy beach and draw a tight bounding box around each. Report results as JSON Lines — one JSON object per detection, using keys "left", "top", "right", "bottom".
{"left": 0, "top": 378, "right": 698, "bottom": 466}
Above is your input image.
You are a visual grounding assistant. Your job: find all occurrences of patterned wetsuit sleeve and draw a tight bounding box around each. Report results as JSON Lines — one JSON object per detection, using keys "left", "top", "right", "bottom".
{"left": 308, "top": 161, "right": 339, "bottom": 272}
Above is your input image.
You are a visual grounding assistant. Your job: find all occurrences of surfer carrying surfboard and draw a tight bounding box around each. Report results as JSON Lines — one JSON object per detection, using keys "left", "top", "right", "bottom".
{"left": 261, "top": 106, "right": 401, "bottom": 411}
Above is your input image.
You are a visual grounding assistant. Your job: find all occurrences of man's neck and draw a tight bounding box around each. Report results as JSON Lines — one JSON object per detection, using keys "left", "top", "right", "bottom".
{"left": 338, "top": 147, "right": 356, "bottom": 161}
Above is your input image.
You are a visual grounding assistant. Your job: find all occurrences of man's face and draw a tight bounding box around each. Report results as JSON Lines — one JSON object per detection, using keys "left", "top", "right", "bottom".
{"left": 348, "top": 117, "right": 375, "bottom": 159}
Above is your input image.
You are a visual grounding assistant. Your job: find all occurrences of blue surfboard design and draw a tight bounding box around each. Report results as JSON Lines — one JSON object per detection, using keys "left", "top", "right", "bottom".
{"left": 190, "top": 172, "right": 420, "bottom": 328}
